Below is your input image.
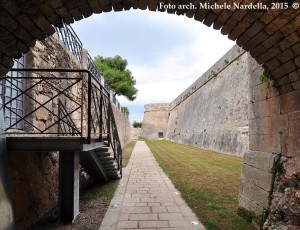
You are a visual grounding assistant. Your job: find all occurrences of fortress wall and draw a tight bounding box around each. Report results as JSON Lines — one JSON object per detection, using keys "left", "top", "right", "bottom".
{"left": 141, "top": 45, "right": 300, "bottom": 227}
{"left": 111, "top": 103, "right": 132, "bottom": 147}
{"left": 140, "top": 103, "right": 170, "bottom": 140}
{"left": 167, "top": 45, "right": 250, "bottom": 156}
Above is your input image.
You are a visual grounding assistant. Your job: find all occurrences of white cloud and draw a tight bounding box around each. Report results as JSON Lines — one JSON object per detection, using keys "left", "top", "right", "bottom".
{"left": 72, "top": 10, "right": 235, "bottom": 121}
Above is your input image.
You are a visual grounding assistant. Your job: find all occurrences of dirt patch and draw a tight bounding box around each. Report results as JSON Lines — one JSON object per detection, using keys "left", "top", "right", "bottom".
{"left": 30, "top": 183, "right": 113, "bottom": 230}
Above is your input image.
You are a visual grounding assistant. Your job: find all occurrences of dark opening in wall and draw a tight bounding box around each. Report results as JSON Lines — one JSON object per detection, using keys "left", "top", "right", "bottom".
{"left": 158, "top": 132, "right": 164, "bottom": 138}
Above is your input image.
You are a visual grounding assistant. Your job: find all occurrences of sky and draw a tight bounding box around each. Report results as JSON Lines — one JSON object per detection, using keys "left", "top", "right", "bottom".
{"left": 72, "top": 10, "right": 235, "bottom": 122}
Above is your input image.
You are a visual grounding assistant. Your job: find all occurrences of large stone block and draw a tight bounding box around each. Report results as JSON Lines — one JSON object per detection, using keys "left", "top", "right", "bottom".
{"left": 249, "top": 133, "right": 281, "bottom": 153}
{"left": 238, "top": 193, "right": 264, "bottom": 215}
{"left": 249, "top": 115, "right": 288, "bottom": 135}
{"left": 280, "top": 91, "right": 300, "bottom": 114}
{"left": 249, "top": 97, "right": 280, "bottom": 119}
{"left": 263, "top": 58, "right": 281, "bottom": 70}
{"left": 277, "top": 48, "right": 295, "bottom": 63}
{"left": 251, "top": 81, "right": 279, "bottom": 103}
{"left": 279, "top": 33, "right": 300, "bottom": 50}
{"left": 35, "top": 94, "right": 51, "bottom": 122}
{"left": 273, "top": 60, "right": 298, "bottom": 79}
{"left": 279, "top": 84, "right": 294, "bottom": 95}
{"left": 277, "top": 75, "right": 291, "bottom": 87}
{"left": 288, "top": 71, "right": 299, "bottom": 82}
{"left": 241, "top": 163, "right": 274, "bottom": 192}
{"left": 292, "top": 80, "right": 300, "bottom": 91}
{"left": 257, "top": 46, "right": 281, "bottom": 64}
{"left": 243, "top": 150, "right": 279, "bottom": 173}
{"left": 239, "top": 179, "right": 270, "bottom": 209}
{"left": 282, "top": 112, "right": 300, "bottom": 157}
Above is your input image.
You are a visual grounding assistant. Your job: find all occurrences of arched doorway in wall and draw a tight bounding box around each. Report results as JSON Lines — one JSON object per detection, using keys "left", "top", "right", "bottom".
{"left": 0, "top": 1, "right": 299, "bottom": 229}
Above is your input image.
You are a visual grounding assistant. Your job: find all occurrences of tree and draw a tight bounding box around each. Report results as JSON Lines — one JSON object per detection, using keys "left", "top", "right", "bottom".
{"left": 94, "top": 55, "right": 138, "bottom": 101}
{"left": 123, "top": 106, "right": 129, "bottom": 116}
{"left": 132, "top": 120, "right": 142, "bottom": 128}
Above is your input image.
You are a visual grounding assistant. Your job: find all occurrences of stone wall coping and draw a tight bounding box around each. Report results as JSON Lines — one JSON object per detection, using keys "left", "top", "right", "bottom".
{"left": 169, "top": 45, "right": 245, "bottom": 110}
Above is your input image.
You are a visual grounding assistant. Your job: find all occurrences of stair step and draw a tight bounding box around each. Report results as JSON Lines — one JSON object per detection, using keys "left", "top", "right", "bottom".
{"left": 105, "top": 167, "right": 119, "bottom": 173}
{"left": 104, "top": 164, "right": 118, "bottom": 170}
{"left": 102, "top": 162, "right": 116, "bottom": 167}
{"left": 100, "top": 158, "right": 115, "bottom": 163}
{"left": 96, "top": 152, "right": 111, "bottom": 158}
{"left": 95, "top": 147, "right": 110, "bottom": 153}
{"left": 108, "top": 172, "right": 121, "bottom": 179}
{"left": 108, "top": 171, "right": 120, "bottom": 175}
{"left": 103, "top": 166, "right": 118, "bottom": 172}
{"left": 98, "top": 157, "right": 114, "bottom": 162}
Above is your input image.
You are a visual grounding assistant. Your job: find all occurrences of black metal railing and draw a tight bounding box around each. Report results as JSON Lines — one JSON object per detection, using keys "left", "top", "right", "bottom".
{"left": 2, "top": 68, "right": 122, "bottom": 173}
{"left": 54, "top": 24, "right": 119, "bottom": 111}
{"left": 55, "top": 25, "right": 83, "bottom": 63}
{"left": 107, "top": 101, "right": 122, "bottom": 174}
{"left": 87, "top": 53, "right": 101, "bottom": 82}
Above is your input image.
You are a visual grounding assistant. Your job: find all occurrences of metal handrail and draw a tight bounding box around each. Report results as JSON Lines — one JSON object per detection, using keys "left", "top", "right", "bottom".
{"left": 55, "top": 25, "right": 83, "bottom": 63}
{"left": 3, "top": 68, "right": 122, "bottom": 173}
{"left": 87, "top": 53, "right": 102, "bottom": 82}
{"left": 55, "top": 24, "right": 112, "bottom": 94}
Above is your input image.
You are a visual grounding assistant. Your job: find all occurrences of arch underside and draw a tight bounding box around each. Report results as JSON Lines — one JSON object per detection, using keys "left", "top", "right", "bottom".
{"left": 0, "top": 0, "right": 299, "bottom": 93}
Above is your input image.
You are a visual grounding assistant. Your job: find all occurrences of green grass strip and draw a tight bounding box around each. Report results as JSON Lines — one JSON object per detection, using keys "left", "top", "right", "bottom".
{"left": 146, "top": 140, "right": 255, "bottom": 230}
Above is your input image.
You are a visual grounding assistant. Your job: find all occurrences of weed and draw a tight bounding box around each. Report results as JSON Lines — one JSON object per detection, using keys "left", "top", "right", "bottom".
{"left": 211, "top": 70, "right": 218, "bottom": 78}
{"left": 274, "top": 161, "right": 283, "bottom": 173}
{"left": 204, "top": 220, "right": 220, "bottom": 230}
{"left": 81, "top": 180, "right": 118, "bottom": 201}
{"left": 259, "top": 70, "right": 270, "bottom": 83}
{"left": 237, "top": 206, "right": 255, "bottom": 223}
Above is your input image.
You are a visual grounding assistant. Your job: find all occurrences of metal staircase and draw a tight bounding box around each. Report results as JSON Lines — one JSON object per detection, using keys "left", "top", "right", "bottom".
{"left": 80, "top": 141, "right": 121, "bottom": 182}
{"left": 1, "top": 24, "right": 125, "bottom": 223}
{"left": 2, "top": 68, "right": 123, "bottom": 181}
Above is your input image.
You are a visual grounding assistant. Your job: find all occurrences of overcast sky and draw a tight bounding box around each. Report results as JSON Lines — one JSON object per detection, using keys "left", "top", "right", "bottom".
{"left": 72, "top": 10, "right": 235, "bottom": 122}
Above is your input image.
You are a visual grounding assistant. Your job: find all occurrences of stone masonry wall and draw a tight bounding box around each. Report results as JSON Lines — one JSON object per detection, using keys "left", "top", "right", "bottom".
{"left": 141, "top": 45, "right": 300, "bottom": 228}
{"left": 8, "top": 35, "right": 83, "bottom": 230}
{"left": 8, "top": 151, "right": 59, "bottom": 229}
{"left": 239, "top": 50, "right": 300, "bottom": 229}
{"left": 111, "top": 103, "right": 132, "bottom": 147}
{"left": 238, "top": 55, "right": 300, "bottom": 228}
{"left": 167, "top": 45, "right": 249, "bottom": 156}
{"left": 140, "top": 103, "right": 170, "bottom": 140}
{"left": 8, "top": 34, "right": 132, "bottom": 229}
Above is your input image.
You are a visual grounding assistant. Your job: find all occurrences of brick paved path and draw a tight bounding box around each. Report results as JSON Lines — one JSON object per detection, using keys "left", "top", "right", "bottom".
{"left": 99, "top": 141, "right": 205, "bottom": 230}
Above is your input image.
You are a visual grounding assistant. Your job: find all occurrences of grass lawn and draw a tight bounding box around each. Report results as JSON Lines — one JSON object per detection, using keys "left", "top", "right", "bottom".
{"left": 145, "top": 140, "right": 255, "bottom": 230}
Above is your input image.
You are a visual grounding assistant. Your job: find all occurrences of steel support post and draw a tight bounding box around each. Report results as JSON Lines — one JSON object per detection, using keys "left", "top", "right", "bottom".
{"left": 59, "top": 151, "right": 80, "bottom": 223}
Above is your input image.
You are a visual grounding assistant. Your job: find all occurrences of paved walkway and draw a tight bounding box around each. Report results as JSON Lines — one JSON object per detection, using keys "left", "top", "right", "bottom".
{"left": 99, "top": 141, "right": 205, "bottom": 230}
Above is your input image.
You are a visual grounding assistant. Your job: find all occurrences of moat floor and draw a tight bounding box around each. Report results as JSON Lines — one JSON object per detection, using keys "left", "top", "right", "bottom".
{"left": 99, "top": 141, "right": 204, "bottom": 230}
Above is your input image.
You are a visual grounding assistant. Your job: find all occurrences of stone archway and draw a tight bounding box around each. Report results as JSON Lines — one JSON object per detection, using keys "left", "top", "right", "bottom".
{"left": 0, "top": 1, "right": 299, "bottom": 90}
{"left": 0, "top": 1, "right": 299, "bottom": 228}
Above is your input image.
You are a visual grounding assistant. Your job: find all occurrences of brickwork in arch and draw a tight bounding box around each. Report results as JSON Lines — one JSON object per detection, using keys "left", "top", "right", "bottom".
{"left": 0, "top": 1, "right": 299, "bottom": 94}
{"left": 0, "top": 1, "right": 300, "bottom": 229}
